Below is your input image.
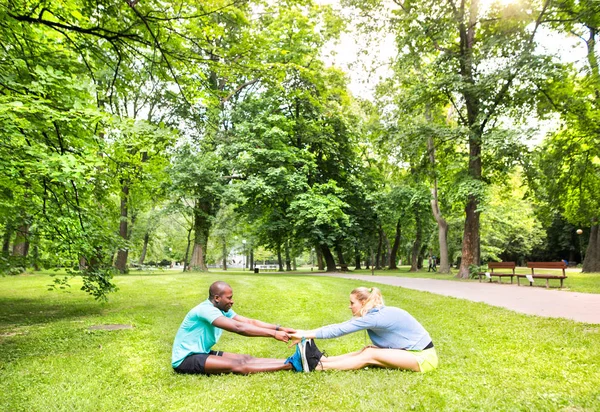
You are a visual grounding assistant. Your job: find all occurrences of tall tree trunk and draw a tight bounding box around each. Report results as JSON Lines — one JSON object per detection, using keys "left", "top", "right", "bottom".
{"left": 410, "top": 210, "right": 422, "bottom": 272}
{"left": 222, "top": 240, "right": 227, "bottom": 270}
{"left": 277, "top": 243, "right": 283, "bottom": 271}
{"left": 250, "top": 248, "right": 254, "bottom": 271}
{"left": 389, "top": 219, "right": 402, "bottom": 269}
{"left": 320, "top": 244, "right": 336, "bottom": 272}
{"left": 189, "top": 200, "right": 212, "bottom": 271}
{"left": 316, "top": 246, "right": 324, "bottom": 270}
{"left": 139, "top": 231, "right": 150, "bottom": 265}
{"left": 456, "top": 0, "right": 483, "bottom": 279}
{"left": 383, "top": 231, "right": 391, "bottom": 268}
{"left": 183, "top": 227, "right": 192, "bottom": 272}
{"left": 582, "top": 219, "right": 600, "bottom": 272}
{"left": 285, "top": 239, "right": 292, "bottom": 271}
{"left": 335, "top": 244, "right": 346, "bottom": 266}
{"left": 355, "top": 245, "right": 362, "bottom": 270}
{"left": 375, "top": 226, "right": 384, "bottom": 269}
{"left": 114, "top": 183, "right": 129, "bottom": 273}
{"left": 12, "top": 223, "right": 30, "bottom": 260}
{"left": 427, "top": 134, "right": 451, "bottom": 273}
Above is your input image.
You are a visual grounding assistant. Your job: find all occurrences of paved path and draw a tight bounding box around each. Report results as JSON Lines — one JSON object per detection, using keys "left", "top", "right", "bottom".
{"left": 315, "top": 274, "right": 600, "bottom": 324}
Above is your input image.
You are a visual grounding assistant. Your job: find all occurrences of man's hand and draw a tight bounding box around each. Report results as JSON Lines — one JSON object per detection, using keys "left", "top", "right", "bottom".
{"left": 287, "top": 331, "right": 306, "bottom": 347}
{"left": 274, "top": 330, "right": 290, "bottom": 343}
{"left": 279, "top": 326, "right": 296, "bottom": 333}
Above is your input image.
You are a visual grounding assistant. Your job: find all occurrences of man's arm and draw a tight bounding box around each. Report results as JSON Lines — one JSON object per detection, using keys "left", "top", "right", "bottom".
{"left": 233, "top": 314, "right": 296, "bottom": 333}
{"left": 212, "top": 316, "right": 290, "bottom": 342}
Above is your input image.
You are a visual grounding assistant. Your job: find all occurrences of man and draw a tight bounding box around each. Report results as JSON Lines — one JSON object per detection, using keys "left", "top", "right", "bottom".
{"left": 172, "top": 281, "right": 301, "bottom": 375}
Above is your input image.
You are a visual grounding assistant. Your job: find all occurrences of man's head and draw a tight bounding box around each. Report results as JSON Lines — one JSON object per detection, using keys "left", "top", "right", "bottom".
{"left": 209, "top": 281, "right": 234, "bottom": 312}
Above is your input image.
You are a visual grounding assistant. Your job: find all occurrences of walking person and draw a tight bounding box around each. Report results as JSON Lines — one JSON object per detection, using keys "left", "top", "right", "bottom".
{"left": 290, "top": 286, "right": 438, "bottom": 373}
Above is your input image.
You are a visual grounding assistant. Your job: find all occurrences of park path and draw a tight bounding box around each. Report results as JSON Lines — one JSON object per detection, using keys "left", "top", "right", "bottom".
{"left": 313, "top": 273, "right": 600, "bottom": 324}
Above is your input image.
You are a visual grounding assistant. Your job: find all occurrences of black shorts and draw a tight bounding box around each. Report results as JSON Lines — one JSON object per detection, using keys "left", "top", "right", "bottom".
{"left": 174, "top": 351, "right": 223, "bottom": 375}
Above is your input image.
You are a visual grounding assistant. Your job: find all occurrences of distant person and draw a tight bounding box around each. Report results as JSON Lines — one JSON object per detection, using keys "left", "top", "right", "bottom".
{"left": 562, "top": 259, "right": 569, "bottom": 267}
{"left": 172, "top": 281, "right": 300, "bottom": 375}
{"left": 432, "top": 255, "right": 437, "bottom": 271}
{"left": 427, "top": 255, "right": 435, "bottom": 272}
{"left": 290, "top": 286, "right": 437, "bottom": 374}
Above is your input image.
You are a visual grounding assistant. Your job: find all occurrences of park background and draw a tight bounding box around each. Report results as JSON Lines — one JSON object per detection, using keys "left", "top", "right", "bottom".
{"left": 2, "top": 0, "right": 600, "bottom": 410}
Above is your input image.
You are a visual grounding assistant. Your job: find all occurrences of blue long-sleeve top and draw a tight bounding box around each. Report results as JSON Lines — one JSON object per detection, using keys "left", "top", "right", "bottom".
{"left": 314, "top": 306, "right": 432, "bottom": 350}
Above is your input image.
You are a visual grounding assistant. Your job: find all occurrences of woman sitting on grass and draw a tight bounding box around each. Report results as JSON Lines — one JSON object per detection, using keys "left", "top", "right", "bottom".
{"left": 290, "top": 286, "right": 438, "bottom": 373}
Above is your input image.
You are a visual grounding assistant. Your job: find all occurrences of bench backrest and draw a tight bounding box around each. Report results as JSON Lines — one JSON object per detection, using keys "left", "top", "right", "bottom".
{"left": 488, "top": 262, "right": 516, "bottom": 269}
{"left": 527, "top": 262, "right": 567, "bottom": 269}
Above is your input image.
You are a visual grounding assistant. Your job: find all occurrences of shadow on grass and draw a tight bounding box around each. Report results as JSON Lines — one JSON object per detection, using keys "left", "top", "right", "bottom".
{"left": 0, "top": 297, "right": 104, "bottom": 328}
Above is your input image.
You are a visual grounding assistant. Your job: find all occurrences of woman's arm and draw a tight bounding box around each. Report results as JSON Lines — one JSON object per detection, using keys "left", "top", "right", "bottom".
{"left": 289, "top": 315, "right": 376, "bottom": 346}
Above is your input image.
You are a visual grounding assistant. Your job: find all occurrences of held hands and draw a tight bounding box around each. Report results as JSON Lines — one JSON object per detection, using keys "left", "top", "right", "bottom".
{"left": 274, "top": 330, "right": 290, "bottom": 343}
{"left": 287, "top": 331, "right": 307, "bottom": 348}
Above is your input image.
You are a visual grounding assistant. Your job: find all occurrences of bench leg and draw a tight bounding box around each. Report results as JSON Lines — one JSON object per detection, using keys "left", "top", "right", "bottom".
{"left": 510, "top": 276, "right": 513, "bottom": 284}
{"left": 546, "top": 279, "right": 549, "bottom": 288}
{"left": 517, "top": 277, "right": 520, "bottom": 286}
{"left": 560, "top": 279, "right": 563, "bottom": 288}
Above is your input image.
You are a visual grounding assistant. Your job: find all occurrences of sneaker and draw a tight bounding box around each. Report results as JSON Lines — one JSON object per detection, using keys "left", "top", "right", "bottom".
{"left": 284, "top": 344, "right": 303, "bottom": 372}
{"left": 305, "top": 339, "right": 324, "bottom": 371}
{"left": 299, "top": 338, "right": 309, "bottom": 372}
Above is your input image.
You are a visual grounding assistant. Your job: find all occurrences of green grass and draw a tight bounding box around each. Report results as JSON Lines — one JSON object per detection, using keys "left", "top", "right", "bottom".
{"left": 2, "top": 271, "right": 600, "bottom": 411}
{"left": 335, "top": 266, "right": 600, "bottom": 294}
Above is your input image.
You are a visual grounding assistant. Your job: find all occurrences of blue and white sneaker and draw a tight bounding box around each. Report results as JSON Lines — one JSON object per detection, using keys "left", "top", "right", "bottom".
{"left": 284, "top": 344, "right": 303, "bottom": 372}
{"left": 299, "top": 338, "right": 309, "bottom": 372}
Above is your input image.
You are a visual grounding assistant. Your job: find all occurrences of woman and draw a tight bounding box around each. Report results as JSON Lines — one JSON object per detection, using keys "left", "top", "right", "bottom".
{"left": 290, "top": 286, "right": 438, "bottom": 373}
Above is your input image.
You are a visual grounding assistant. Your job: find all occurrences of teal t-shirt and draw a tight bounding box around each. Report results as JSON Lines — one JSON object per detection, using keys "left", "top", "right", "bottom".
{"left": 171, "top": 299, "right": 237, "bottom": 367}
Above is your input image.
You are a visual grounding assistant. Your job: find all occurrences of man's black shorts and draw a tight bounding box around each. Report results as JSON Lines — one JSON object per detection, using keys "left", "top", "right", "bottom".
{"left": 174, "top": 351, "right": 223, "bottom": 374}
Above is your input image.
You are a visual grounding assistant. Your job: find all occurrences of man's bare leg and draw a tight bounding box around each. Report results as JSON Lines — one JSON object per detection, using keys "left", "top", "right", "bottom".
{"left": 204, "top": 353, "right": 293, "bottom": 375}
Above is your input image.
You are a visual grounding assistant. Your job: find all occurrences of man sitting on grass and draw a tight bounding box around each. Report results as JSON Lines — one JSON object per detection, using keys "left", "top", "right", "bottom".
{"left": 172, "top": 281, "right": 302, "bottom": 375}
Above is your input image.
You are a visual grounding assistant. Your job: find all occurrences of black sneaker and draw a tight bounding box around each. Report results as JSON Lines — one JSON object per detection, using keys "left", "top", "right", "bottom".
{"left": 305, "top": 339, "right": 324, "bottom": 371}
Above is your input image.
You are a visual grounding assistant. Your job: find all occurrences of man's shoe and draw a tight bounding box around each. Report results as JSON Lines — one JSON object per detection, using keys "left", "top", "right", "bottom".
{"left": 305, "top": 339, "right": 324, "bottom": 371}
{"left": 284, "top": 344, "right": 303, "bottom": 372}
{"left": 299, "top": 338, "right": 309, "bottom": 372}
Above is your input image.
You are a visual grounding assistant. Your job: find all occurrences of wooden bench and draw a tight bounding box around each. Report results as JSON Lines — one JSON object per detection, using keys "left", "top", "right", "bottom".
{"left": 336, "top": 263, "right": 349, "bottom": 272}
{"left": 480, "top": 262, "right": 516, "bottom": 284}
{"left": 518, "top": 262, "right": 567, "bottom": 288}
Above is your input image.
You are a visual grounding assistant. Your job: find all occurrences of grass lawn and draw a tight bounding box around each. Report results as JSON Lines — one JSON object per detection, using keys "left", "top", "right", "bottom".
{"left": 340, "top": 266, "right": 600, "bottom": 294}
{"left": 2, "top": 270, "right": 600, "bottom": 411}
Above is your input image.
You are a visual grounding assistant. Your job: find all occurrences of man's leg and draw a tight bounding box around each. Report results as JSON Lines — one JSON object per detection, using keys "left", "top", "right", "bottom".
{"left": 204, "top": 352, "right": 293, "bottom": 375}
{"left": 317, "top": 347, "right": 420, "bottom": 372}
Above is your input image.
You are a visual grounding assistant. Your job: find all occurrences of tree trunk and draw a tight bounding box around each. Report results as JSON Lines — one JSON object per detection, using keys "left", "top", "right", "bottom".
{"left": 410, "top": 210, "right": 422, "bottom": 272}
{"left": 139, "top": 231, "right": 150, "bottom": 265}
{"left": 285, "top": 239, "right": 292, "bottom": 271}
{"left": 12, "top": 223, "right": 30, "bottom": 259}
{"left": 222, "top": 240, "right": 227, "bottom": 270}
{"left": 114, "top": 183, "right": 129, "bottom": 273}
{"left": 582, "top": 220, "right": 600, "bottom": 272}
{"left": 277, "top": 243, "right": 283, "bottom": 271}
{"left": 320, "top": 244, "right": 337, "bottom": 272}
{"left": 189, "top": 200, "right": 212, "bottom": 271}
{"left": 376, "top": 226, "right": 384, "bottom": 269}
{"left": 316, "top": 246, "right": 324, "bottom": 270}
{"left": 427, "top": 134, "right": 451, "bottom": 274}
{"left": 389, "top": 219, "right": 402, "bottom": 270}
{"left": 183, "top": 227, "right": 192, "bottom": 272}
{"left": 335, "top": 244, "right": 346, "bottom": 266}
{"left": 250, "top": 248, "right": 254, "bottom": 271}
{"left": 354, "top": 245, "right": 362, "bottom": 270}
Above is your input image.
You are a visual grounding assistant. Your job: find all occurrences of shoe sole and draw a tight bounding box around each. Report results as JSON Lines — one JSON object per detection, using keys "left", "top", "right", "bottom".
{"left": 299, "top": 339, "right": 309, "bottom": 372}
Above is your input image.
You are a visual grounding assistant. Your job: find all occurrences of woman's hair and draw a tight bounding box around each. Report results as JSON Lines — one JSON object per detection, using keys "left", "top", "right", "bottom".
{"left": 351, "top": 286, "right": 384, "bottom": 317}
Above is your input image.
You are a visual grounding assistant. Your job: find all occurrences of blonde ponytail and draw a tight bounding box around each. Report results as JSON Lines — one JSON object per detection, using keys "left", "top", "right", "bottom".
{"left": 351, "top": 286, "right": 384, "bottom": 317}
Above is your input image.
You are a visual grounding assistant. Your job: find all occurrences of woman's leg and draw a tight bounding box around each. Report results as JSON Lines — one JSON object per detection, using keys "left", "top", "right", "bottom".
{"left": 318, "top": 347, "right": 420, "bottom": 372}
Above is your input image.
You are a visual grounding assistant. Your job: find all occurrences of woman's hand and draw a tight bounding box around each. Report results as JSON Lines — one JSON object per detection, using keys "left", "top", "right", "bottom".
{"left": 288, "top": 331, "right": 306, "bottom": 347}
